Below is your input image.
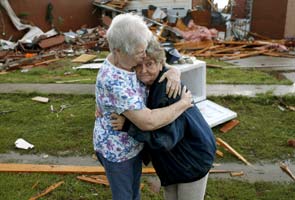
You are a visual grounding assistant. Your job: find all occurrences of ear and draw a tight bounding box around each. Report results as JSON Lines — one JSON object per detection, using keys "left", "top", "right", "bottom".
{"left": 113, "top": 48, "right": 120, "bottom": 55}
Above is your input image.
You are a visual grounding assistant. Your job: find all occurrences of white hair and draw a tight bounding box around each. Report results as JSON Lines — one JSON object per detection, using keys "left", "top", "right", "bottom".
{"left": 106, "top": 13, "right": 152, "bottom": 55}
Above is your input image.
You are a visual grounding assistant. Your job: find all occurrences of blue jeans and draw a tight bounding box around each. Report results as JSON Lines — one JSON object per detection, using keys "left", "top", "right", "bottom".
{"left": 96, "top": 152, "right": 142, "bottom": 200}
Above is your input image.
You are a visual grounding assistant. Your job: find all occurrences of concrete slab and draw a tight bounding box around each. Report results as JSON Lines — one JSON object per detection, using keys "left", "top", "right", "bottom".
{"left": 282, "top": 72, "right": 295, "bottom": 82}
{"left": 226, "top": 56, "right": 295, "bottom": 71}
{"left": 206, "top": 84, "right": 295, "bottom": 97}
{"left": 1, "top": 83, "right": 294, "bottom": 96}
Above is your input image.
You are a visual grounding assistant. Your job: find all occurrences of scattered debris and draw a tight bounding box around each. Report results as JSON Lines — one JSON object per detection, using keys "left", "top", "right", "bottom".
{"left": 220, "top": 119, "right": 240, "bottom": 133}
{"left": 32, "top": 96, "right": 49, "bottom": 103}
{"left": 55, "top": 78, "right": 92, "bottom": 83}
{"left": 287, "top": 139, "right": 295, "bottom": 148}
{"left": 38, "top": 35, "right": 65, "bottom": 49}
{"left": 279, "top": 162, "right": 295, "bottom": 181}
{"left": 50, "top": 105, "right": 55, "bottom": 112}
{"left": 31, "top": 180, "right": 40, "bottom": 189}
{"left": 216, "top": 149, "right": 224, "bottom": 157}
{"left": 77, "top": 175, "right": 109, "bottom": 186}
{"left": 230, "top": 171, "right": 244, "bottom": 177}
{"left": 278, "top": 98, "right": 295, "bottom": 111}
{"left": 278, "top": 105, "right": 286, "bottom": 111}
{"left": 0, "top": 163, "right": 156, "bottom": 174}
{"left": 29, "top": 180, "right": 64, "bottom": 200}
{"left": 15, "top": 138, "right": 34, "bottom": 150}
{"left": 71, "top": 54, "right": 97, "bottom": 63}
{"left": 58, "top": 104, "right": 69, "bottom": 113}
{"left": 72, "top": 63, "right": 102, "bottom": 70}
{"left": 0, "top": 110, "right": 16, "bottom": 115}
{"left": 216, "top": 137, "right": 253, "bottom": 167}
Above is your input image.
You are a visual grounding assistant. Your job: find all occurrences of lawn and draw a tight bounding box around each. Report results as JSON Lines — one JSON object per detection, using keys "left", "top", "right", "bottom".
{"left": 1, "top": 93, "right": 295, "bottom": 199}
{"left": 0, "top": 56, "right": 292, "bottom": 85}
{"left": 199, "top": 57, "right": 292, "bottom": 85}
{"left": 1, "top": 93, "right": 295, "bottom": 163}
{"left": 0, "top": 173, "right": 294, "bottom": 200}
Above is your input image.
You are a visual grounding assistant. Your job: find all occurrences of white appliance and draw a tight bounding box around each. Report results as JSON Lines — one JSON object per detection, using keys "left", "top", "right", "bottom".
{"left": 173, "top": 58, "right": 237, "bottom": 127}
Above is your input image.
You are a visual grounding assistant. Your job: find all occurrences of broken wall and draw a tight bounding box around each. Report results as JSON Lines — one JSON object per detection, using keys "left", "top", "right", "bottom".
{"left": 284, "top": 0, "right": 295, "bottom": 38}
{"left": 192, "top": 0, "right": 210, "bottom": 9}
{"left": 231, "top": 0, "right": 247, "bottom": 19}
{"left": 0, "top": 0, "right": 100, "bottom": 41}
{"left": 251, "top": 0, "right": 288, "bottom": 39}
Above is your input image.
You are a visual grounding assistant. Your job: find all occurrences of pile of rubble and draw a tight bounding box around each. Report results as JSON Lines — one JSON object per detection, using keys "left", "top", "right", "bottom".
{"left": 0, "top": 26, "right": 108, "bottom": 71}
{"left": 1, "top": 0, "right": 295, "bottom": 72}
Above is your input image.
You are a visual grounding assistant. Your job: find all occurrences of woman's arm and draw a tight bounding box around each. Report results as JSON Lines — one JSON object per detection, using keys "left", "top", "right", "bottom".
{"left": 122, "top": 86, "right": 192, "bottom": 131}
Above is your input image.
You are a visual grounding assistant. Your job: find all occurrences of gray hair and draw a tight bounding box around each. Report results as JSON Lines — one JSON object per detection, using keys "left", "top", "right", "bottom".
{"left": 146, "top": 37, "right": 166, "bottom": 64}
{"left": 106, "top": 13, "right": 152, "bottom": 55}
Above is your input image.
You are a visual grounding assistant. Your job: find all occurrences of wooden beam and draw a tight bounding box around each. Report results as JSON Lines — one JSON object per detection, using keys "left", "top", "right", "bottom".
{"left": 221, "top": 50, "right": 268, "bottom": 61}
{"left": 220, "top": 119, "right": 240, "bottom": 133}
{"left": 29, "top": 181, "right": 64, "bottom": 200}
{"left": 77, "top": 175, "right": 110, "bottom": 186}
{"left": 210, "top": 45, "right": 248, "bottom": 54}
{"left": 0, "top": 163, "right": 156, "bottom": 174}
{"left": 279, "top": 162, "right": 295, "bottom": 181}
{"left": 0, "top": 163, "right": 243, "bottom": 175}
{"left": 216, "top": 138, "right": 253, "bottom": 167}
{"left": 174, "top": 40, "right": 214, "bottom": 50}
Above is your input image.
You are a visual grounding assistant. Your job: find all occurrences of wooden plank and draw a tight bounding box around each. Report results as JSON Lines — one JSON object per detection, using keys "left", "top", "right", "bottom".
{"left": 216, "top": 138, "right": 253, "bottom": 167}
{"left": 0, "top": 163, "right": 156, "bottom": 174}
{"left": 29, "top": 181, "right": 64, "bottom": 200}
{"left": 262, "top": 52, "right": 295, "bottom": 58}
{"left": 175, "top": 40, "right": 214, "bottom": 50}
{"left": 216, "top": 149, "right": 224, "bottom": 157}
{"left": 194, "top": 46, "right": 212, "bottom": 55}
{"left": 72, "top": 54, "right": 97, "bottom": 63}
{"left": 248, "top": 32, "right": 271, "bottom": 40}
{"left": 221, "top": 50, "right": 268, "bottom": 60}
{"left": 211, "top": 45, "right": 248, "bottom": 54}
{"left": 220, "top": 119, "right": 240, "bottom": 133}
{"left": 77, "top": 175, "right": 110, "bottom": 186}
{"left": 230, "top": 171, "right": 244, "bottom": 177}
{"left": 280, "top": 162, "right": 295, "bottom": 181}
{"left": 215, "top": 41, "right": 266, "bottom": 46}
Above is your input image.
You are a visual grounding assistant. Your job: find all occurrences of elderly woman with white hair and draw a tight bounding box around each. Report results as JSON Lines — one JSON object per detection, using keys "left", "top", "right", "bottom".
{"left": 93, "top": 13, "right": 193, "bottom": 200}
{"left": 113, "top": 37, "right": 216, "bottom": 200}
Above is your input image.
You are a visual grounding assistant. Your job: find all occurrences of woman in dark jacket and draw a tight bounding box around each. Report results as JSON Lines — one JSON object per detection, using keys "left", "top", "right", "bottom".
{"left": 113, "top": 37, "right": 216, "bottom": 200}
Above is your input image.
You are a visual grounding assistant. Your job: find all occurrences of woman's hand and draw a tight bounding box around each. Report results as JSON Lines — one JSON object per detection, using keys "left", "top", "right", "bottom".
{"left": 159, "top": 66, "right": 181, "bottom": 99}
{"left": 180, "top": 86, "right": 193, "bottom": 109}
{"left": 110, "top": 113, "right": 126, "bottom": 131}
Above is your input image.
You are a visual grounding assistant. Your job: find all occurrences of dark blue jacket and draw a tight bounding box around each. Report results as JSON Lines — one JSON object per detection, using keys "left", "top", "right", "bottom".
{"left": 128, "top": 68, "right": 216, "bottom": 186}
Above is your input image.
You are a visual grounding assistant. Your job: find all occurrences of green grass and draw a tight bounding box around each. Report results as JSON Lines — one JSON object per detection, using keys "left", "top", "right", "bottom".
{"left": 0, "top": 52, "right": 109, "bottom": 84}
{"left": 0, "top": 93, "right": 95, "bottom": 156}
{"left": 0, "top": 173, "right": 294, "bottom": 200}
{"left": 199, "top": 57, "right": 293, "bottom": 85}
{"left": 1, "top": 93, "right": 295, "bottom": 163}
{"left": 0, "top": 55, "right": 292, "bottom": 85}
{"left": 211, "top": 95, "right": 295, "bottom": 163}
{"left": 207, "top": 68, "right": 292, "bottom": 85}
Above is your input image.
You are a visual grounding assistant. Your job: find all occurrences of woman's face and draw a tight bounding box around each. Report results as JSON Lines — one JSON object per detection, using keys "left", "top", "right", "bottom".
{"left": 134, "top": 56, "right": 162, "bottom": 86}
{"left": 117, "top": 43, "right": 147, "bottom": 70}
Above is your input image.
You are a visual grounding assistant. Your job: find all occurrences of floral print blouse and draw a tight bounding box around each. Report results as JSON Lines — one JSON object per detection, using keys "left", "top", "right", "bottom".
{"left": 93, "top": 59, "right": 146, "bottom": 162}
